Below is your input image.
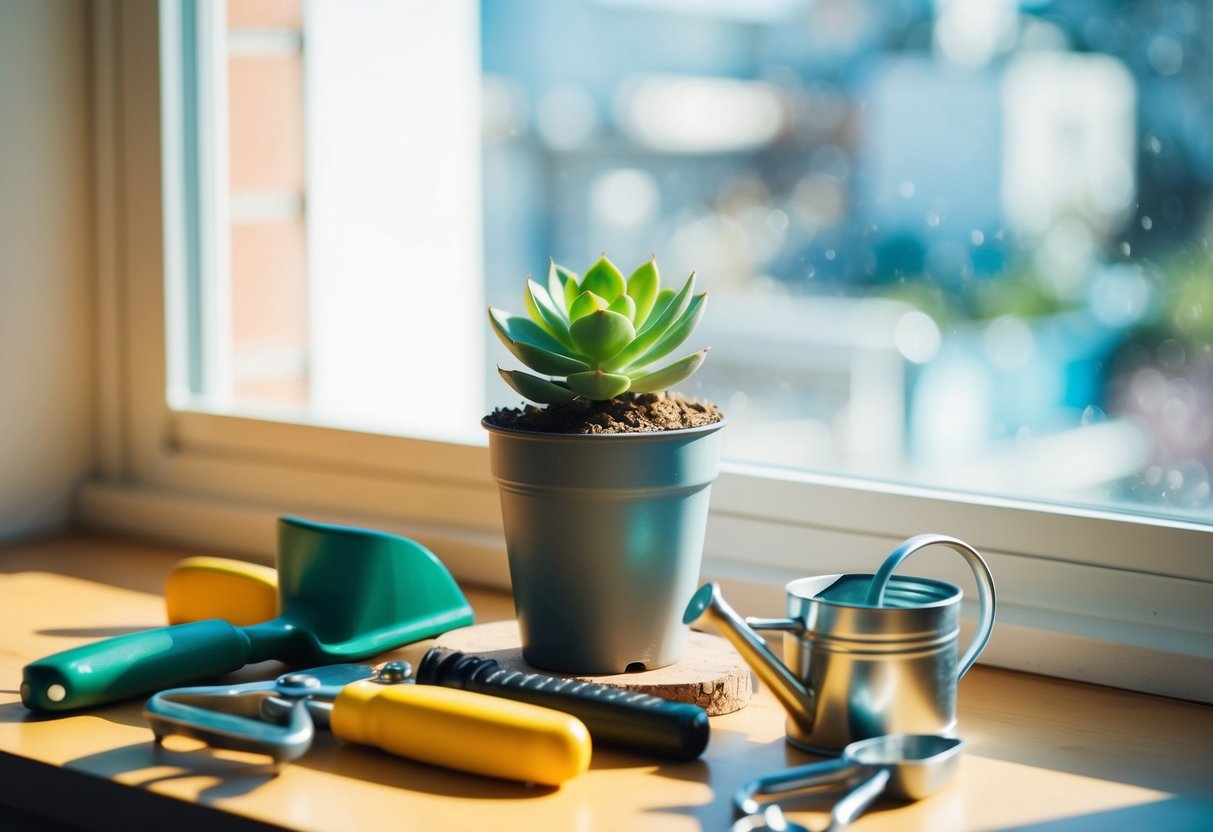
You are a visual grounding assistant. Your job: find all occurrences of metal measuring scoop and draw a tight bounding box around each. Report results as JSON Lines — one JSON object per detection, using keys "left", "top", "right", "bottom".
{"left": 732, "top": 733, "right": 964, "bottom": 831}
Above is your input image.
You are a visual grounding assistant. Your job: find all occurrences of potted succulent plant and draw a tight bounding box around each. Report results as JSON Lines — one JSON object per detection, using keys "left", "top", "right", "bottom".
{"left": 484, "top": 254, "right": 725, "bottom": 675}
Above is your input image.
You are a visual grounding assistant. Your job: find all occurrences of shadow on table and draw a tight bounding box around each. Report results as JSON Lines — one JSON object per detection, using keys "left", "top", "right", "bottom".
{"left": 63, "top": 731, "right": 564, "bottom": 803}
{"left": 58, "top": 726, "right": 738, "bottom": 806}
{"left": 67, "top": 740, "right": 277, "bottom": 802}
{"left": 0, "top": 698, "right": 150, "bottom": 729}
{"left": 989, "top": 798, "right": 1213, "bottom": 831}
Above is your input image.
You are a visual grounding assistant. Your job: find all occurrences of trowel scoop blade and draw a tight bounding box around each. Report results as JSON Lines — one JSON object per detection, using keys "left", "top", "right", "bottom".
{"left": 273, "top": 517, "right": 474, "bottom": 662}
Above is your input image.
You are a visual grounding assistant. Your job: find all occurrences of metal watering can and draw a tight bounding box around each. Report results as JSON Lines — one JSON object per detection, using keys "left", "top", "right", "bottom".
{"left": 685, "top": 534, "right": 996, "bottom": 753}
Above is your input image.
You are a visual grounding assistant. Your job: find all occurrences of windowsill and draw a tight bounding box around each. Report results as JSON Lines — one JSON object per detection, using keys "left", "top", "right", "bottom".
{"left": 75, "top": 478, "right": 1213, "bottom": 704}
{"left": 2, "top": 533, "right": 1211, "bottom": 830}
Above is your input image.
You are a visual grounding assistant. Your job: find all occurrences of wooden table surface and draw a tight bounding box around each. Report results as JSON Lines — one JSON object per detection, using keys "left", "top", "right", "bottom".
{"left": 2, "top": 534, "right": 1212, "bottom": 831}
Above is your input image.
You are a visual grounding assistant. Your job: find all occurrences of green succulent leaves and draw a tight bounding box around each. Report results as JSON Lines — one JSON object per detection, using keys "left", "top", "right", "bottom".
{"left": 490, "top": 255, "right": 710, "bottom": 403}
{"left": 570, "top": 309, "right": 635, "bottom": 362}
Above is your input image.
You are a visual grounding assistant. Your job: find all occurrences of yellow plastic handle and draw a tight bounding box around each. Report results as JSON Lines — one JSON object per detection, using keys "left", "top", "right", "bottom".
{"left": 164, "top": 556, "right": 278, "bottom": 626}
{"left": 330, "top": 680, "right": 591, "bottom": 786}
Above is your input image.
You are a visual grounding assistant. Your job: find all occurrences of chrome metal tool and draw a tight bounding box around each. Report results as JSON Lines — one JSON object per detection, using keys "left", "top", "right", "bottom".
{"left": 144, "top": 644, "right": 711, "bottom": 787}
{"left": 144, "top": 662, "right": 590, "bottom": 786}
{"left": 731, "top": 733, "right": 964, "bottom": 831}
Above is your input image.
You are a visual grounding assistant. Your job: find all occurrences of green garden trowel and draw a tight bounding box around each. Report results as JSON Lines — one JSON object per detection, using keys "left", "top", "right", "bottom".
{"left": 21, "top": 517, "right": 474, "bottom": 712}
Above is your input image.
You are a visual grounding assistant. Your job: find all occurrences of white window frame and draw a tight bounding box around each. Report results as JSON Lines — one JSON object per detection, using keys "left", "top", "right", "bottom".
{"left": 81, "top": 1, "right": 1213, "bottom": 703}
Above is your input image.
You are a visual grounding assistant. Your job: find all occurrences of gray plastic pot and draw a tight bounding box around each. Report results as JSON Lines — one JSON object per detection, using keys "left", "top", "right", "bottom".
{"left": 483, "top": 418, "right": 725, "bottom": 675}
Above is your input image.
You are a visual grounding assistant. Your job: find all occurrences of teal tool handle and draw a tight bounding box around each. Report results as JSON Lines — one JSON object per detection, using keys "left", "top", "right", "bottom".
{"left": 21, "top": 619, "right": 252, "bottom": 713}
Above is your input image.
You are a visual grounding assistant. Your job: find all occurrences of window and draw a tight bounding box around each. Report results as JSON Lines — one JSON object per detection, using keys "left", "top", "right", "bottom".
{"left": 86, "top": 0, "right": 1213, "bottom": 702}
{"left": 162, "top": 0, "right": 483, "bottom": 439}
{"left": 168, "top": 0, "right": 1211, "bottom": 524}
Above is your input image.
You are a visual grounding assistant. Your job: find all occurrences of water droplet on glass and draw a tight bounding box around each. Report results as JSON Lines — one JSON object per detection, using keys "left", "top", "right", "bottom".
{"left": 899, "top": 181, "right": 915, "bottom": 198}
{"left": 970, "top": 229, "right": 985, "bottom": 246}
{"left": 825, "top": 249, "right": 836, "bottom": 260}
{"left": 766, "top": 209, "right": 789, "bottom": 233}
{"left": 926, "top": 211, "right": 941, "bottom": 228}
{"left": 1141, "top": 215, "right": 1153, "bottom": 230}
{"left": 1121, "top": 241, "right": 1132, "bottom": 256}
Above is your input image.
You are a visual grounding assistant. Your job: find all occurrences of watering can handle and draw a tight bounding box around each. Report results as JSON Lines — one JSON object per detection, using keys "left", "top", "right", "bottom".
{"left": 21, "top": 620, "right": 253, "bottom": 712}
{"left": 865, "top": 534, "right": 997, "bottom": 680}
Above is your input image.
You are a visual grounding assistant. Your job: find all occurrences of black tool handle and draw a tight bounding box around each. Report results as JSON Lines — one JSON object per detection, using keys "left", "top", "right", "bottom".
{"left": 416, "top": 647, "right": 710, "bottom": 761}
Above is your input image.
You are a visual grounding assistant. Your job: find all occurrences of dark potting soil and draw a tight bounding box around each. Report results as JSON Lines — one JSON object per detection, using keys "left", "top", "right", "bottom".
{"left": 486, "top": 392, "right": 724, "bottom": 434}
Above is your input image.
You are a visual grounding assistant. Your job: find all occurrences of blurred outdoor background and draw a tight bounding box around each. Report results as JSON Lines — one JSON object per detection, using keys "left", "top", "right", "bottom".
{"left": 192, "top": 0, "right": 1212, "bottom": 523}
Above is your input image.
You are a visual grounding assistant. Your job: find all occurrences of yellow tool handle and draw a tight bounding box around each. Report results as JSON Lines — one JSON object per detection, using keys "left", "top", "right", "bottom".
{"left": 164, "top": 556, "right": 278, "bottom": 626}
{"left": 330, "top": 680, "right": 591, "bottom": 786}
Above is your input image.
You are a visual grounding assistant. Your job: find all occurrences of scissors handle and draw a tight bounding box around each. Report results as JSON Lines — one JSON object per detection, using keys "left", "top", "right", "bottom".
{"left": 416, "top": 647, "right": 710, "bottom": 760}
{"left": 144, "top": 688, "right": 315, "bottom": 765}
{"left": 142, "top": 664, "right": 374, "bottom": 765}
{"left": 734, "top": 756, "right": 864, "bottom": 816}
{"left": 141, "top": 667, "right": 590, "bottom": 785}
{"left": 827, "top": 767, "right": 892, "bottom": 830}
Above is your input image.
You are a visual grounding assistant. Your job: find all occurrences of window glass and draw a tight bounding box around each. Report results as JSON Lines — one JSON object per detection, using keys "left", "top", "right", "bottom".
{"left": 168, "top": 0, "right": 1213, "bottom": 524}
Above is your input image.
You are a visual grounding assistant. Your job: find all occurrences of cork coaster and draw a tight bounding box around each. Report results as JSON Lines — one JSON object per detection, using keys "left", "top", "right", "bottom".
{"left": 434, "top": 620, "right": 752, "bottom": 715}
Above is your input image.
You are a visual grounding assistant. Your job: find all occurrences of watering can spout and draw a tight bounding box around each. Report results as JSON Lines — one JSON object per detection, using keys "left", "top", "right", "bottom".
{"left": 683, "top": 583, "right": 815, "bottom": 734}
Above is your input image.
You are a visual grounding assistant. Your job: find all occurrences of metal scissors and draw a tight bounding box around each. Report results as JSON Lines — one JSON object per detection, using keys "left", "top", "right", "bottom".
{"left": 144, "top": 661, "right": 590, "bottom": 786}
